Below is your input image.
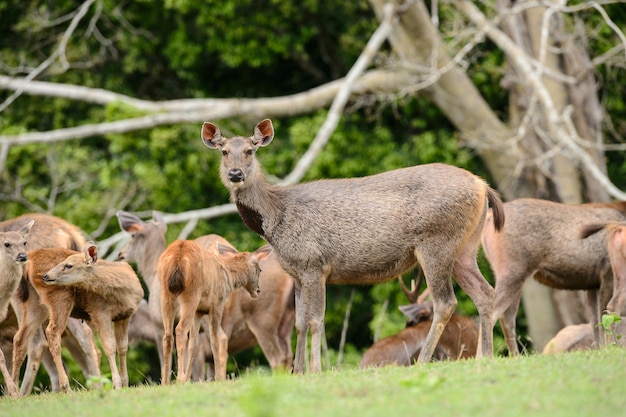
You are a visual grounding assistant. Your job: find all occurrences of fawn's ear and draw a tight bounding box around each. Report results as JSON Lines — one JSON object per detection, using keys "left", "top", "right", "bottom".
{"left": 201, "top": 122, "right": 224, "bottom": 149}
{"left": 83, "top": 241, "right": 98, "bottom": 265}
{"left": 217, "top": 242, "right": 238, "bottom": 257}
{"left": 252, "top": 119, "right": 274, "bottom": 147}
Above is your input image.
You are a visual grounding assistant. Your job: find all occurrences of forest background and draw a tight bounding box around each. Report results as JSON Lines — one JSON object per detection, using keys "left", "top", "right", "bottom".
{"left": 0, "top": 0, "right": 625, "bottom": 388}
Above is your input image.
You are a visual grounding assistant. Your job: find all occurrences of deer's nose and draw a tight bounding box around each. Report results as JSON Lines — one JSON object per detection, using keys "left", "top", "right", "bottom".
{"left": 228, "top": 169, "right": 244, "bottom": 183}
{"left": 17, "top": 253, "right": 27, "bottom": 263}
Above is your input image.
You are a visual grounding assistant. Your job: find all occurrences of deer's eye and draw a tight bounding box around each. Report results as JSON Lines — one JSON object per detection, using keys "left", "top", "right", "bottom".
{"left": 245, "top": 149, "right": 253, "bottom": 156}
{"left": 64, "top": 264, "right": 73, "bottom": 271}
{"left": 23, "top": 242, "right": 27, "bottom": 246}
{"left": 222, "top": 150, "right": 228, "bottom": 156}
{"left": 4, "top": 242, "right": 9, "bottom": 248}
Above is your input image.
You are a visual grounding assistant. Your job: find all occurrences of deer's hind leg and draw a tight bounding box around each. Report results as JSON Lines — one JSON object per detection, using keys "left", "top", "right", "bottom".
{"left": 415, "top": 249, "right": 457, "bottom": 364}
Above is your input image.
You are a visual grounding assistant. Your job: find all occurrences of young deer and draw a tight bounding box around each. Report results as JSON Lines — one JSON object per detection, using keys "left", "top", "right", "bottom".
{"left": 117, "top": 211, "right": 294, "bottom": 380}
{"left": 202, "top": 119, "right": 504, "bottom": 373}
{"left": 158, "top": 239, "right": 270, "bottom": 383}
{"left": 4, "top": 213, "right": 100, "bottom": 396}
{"left": 11, "top": 248, "right": 103, "bottom": 394}
{"left": 39, "top": 242, "right": 144, "bottom": 391}
{"left": 360, "top": 274, "right": 478, "bottom": 368}
{"left": 481, "top": 199, "right": 626, "bottom": 355}
{"left": 0, "top": 222, "right": 33, "bottom": 397}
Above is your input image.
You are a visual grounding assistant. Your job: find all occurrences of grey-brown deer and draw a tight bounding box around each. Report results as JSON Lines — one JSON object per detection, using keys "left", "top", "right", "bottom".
{"left": 117, "top": 211, "right": 294, "bottom": 381}
{"left": 158, "top": 239, "right": 270, "bottom": 383}
{"left": 201, "top": 119, "right": 504, "bottom": 373}
{"left": 360, "top": 275, "right": 478, "bottom": 368}
{"left": 481, "top": 198, "right": 626, "bottom": 355}
{"left": 580, "top": 221, "right": 626, "bottom": 317}
{"left": 5, "top": 213, "right": 100, "bottom": 396}
{"left": 40, "top": 242, "right": 144, "bottom": 391}
{"left": 0, "top": 222, "right": 32, "bottom": 397}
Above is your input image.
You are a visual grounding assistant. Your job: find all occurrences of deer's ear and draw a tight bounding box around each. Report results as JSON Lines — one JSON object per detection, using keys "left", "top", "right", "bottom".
{"left": 83, "top": 241, "right": 98, "bottom": 265}
{"left": 19, "top": 220, "right": 35, "bottom": 236}
{"left": 117, "top": 211, "right": 144, "bottom": 233}
{"left": 201, "top": 122, "right": 223, "bottom": 149}
{"left": 217, "top": 243, "right": 238, "bottom": 256}
{"left": 253, "top": 119, "right": 274, "bottom": 147}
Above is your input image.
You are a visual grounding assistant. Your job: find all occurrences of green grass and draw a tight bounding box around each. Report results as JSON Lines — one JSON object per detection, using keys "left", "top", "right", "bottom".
{"left": 2, "top": 347, "right": 624, "bottom": 417}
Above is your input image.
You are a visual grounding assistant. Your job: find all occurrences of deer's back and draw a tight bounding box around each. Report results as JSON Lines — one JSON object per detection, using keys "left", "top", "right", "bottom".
{"left": 360, "top": 313, "right": 478, "bottom": 367}
{"left": 483, "top": 198, "right": 626, "bottom": 289}
{"left": 0, "top": 213, "right": 85, "bottom": 251}
{"left": 265, "top": 164, "right": 488, "bottom": 284}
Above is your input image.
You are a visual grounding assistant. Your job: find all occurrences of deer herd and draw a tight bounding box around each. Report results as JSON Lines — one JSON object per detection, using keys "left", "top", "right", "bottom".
{"left": 0, "top": 118, "right": 624, "bottom": 398}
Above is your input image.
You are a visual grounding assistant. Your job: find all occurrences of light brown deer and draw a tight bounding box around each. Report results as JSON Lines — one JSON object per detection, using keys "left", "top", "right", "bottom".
{"left": 481, "top": 199, "right": 626, "bottom": 355}
{"left": 0, "top": 222, "right": 32, "bottom": 397}
{"left": 117, "top": 211, "right": 294, "bottom": 380}
{"left": 11, "top": 248, "right": 103, "bottom": 394}
{"left": 360, "top": 275, "right": 478, "bottom": 368}
{"left": 4, "top": 213, "right": 100, "bottom": 396}
{"left": 158, "top": 239, "right": 270, "bottom": 383}
{"left": 39, "top": 242, "right": 144, "bottom": 391}
{"left": 201, "top": 119, "right": 504, "bottom": 373}
{"left": 580, "top": 221, "right": 626, "bottom": 317}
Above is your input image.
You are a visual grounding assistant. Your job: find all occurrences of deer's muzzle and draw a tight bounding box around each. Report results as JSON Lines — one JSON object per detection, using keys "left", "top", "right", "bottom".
{"left": 228, "top": 169, "right": 244, "bottom": 183}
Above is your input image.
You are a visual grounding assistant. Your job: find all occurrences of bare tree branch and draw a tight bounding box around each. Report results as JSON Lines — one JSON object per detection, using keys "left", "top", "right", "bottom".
{"left": 280, "top": 2, "right": 398, "bottom": 185}
{"left": 456, "top": 1, "right": 626, "bottom": 201}
{"left": 0, "top": 0, "right": 96, "bottom": 113}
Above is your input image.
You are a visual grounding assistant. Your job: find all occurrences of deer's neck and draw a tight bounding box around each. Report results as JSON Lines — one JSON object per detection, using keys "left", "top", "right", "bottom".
{"left": 233, "top": 178, "right": 282, "bottom": 239}
{"left": 137, "top": 240, "right": 166, "bottom": 288}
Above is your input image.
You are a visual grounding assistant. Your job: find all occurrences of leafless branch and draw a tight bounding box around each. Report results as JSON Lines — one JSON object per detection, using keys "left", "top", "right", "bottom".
{"left": 280, "top": 2, "right": 398, "bottom": 186}
{"left": 456, "top": 1, "right": 626, "bottom": 201}
{"left": 0, "top": 0, "right": 96, "bottom": 113}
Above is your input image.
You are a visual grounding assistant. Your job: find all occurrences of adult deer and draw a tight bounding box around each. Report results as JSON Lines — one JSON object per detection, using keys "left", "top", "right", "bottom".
{"left": 201, "top": 119, "right": 504, "bottom": 373}
{"left": 117, "top": 211, "right": 294, "bottom": 380}
{"left": 481, "top": 199, "right": 626, "bottom": 355}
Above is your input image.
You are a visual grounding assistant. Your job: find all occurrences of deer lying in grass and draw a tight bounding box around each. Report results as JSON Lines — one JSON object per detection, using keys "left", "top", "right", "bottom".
{"left": 158, "top": 239, "right": 270, "bottom": 383}
{"left": 38, "top": 242, "right": 144, "bottom": 391}
{"left": 580, "top": 221, "right": 626, "bottom": 317}
{"left": 360, "top": 275, "right": 478, "bottom": 368}
{"left": 0, "top": 222, "right": 32, "bottom": 397}
{"left": 117, "top": 211, "right": 294, "bottom": 381}
{"left": 4, "top": 213, "right": 100, "bottom": 396}
{"left": 202, "top": 119, "right": 504, "bottom": 373}
{"left": 481, "top": 198, "right": 626, "bottom": 355}
{"left": 542, "top": 318, "right": 626, "bottom": 354}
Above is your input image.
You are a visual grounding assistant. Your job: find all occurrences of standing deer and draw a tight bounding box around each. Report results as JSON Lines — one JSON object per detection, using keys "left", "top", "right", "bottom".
{"left": 481, "top": 199, "right": 626, "bottom": 355}
{"left": 201, "top": 119, "right": 504, "bottom": 373}
{"left": 0, "top": 222, "right": 32, "bottom": 397}
{"left": 11, "top": 248, "right": 103, "bottom": 394}
{"left": 117, "top": 211, "right": 294, "bottom": 380}
{"left": 580, "top": 221, "right": 626, "bottom": 317}
{"left": 360, "top": 275, "right": 478, "bottom": 368}
{"left": 40, "top": 242, "right": 144, "bottom": 391}
{"left": 158, "top": 239, "right": 270, "bottom": 383}
{"left": 4, "top": 213, "right": 100, "bottom": 396}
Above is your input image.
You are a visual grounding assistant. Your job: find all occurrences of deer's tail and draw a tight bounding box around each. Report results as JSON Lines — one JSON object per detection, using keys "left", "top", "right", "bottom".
{"left": 486, "top": 187, "right": 505, "bottom": 232}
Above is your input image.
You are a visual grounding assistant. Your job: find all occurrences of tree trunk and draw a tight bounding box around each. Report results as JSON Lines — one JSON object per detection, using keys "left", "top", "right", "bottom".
{"left": 368, "top": 0, "right": 610, "bottom": 351}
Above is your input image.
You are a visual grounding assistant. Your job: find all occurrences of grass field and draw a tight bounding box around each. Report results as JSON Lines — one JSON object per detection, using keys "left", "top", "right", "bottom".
{"left": 1, "top": 346, "right": 624, "bottom": 417}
